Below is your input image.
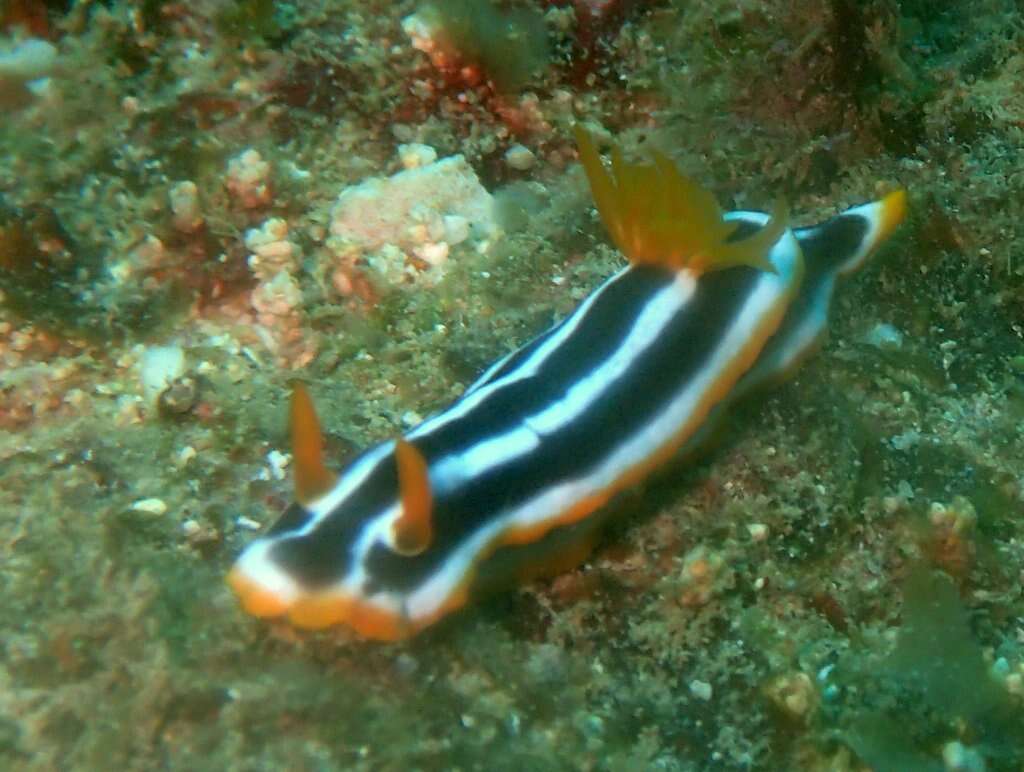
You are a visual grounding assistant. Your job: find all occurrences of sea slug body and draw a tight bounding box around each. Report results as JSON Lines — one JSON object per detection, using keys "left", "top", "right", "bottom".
{"left": 228, "top": 129, "right": 906, "bottom": 640}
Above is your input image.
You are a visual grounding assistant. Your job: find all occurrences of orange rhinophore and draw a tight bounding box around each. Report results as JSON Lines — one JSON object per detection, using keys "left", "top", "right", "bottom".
{"left": 289, "top": 381, "right": 338, "bottom": 505}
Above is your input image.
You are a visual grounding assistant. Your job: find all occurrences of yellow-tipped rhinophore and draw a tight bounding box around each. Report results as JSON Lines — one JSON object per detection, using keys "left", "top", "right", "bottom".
{"left": 876, "top": 189, "right": 908, "bottom": 245}
{"left": 574, "top": 125, "right": 788, "bottom": 274}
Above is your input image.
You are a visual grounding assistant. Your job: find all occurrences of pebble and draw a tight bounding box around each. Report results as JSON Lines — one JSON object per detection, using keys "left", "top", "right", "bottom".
{"left": 747, "top": 522, "right": 769, "bottom": 542}
{"left": 891, "top": 429, "right": 921, "bottom": 450}
{"left": 266, "top": 449, "right": 290, "bottom": 480}
{"left": 504, "top": 144, "right": 536, "bottom": 170}
{"left": 158, "top": 376, "right": 198, "bottom": 416}
{"left": 689, "top": 680, "right": 713, "bottom": 701}
{"left": 397, "top": 142, "right": 437, "bottom": 170}
{"left": 131, "top": 498, "right": 168, "bottom": 516}
{"left": 942, "top": 741, "right": 986, "bottom": 772}
{"left": 140, "top": 345, "right": 186, "bottom": 406}
{"left": 0, "top": 38, "right": 57, "bottom": 81}
{"left": 176, "top": 446, "right": 197, "bottom": 467}
{"left": 863, "top": 322, "right": 903, "bottom": 351}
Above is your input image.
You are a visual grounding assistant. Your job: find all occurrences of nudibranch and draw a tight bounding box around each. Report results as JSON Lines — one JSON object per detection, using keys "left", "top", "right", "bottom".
{"left": 228, "top": 127, "right": 906, "bottom": 640}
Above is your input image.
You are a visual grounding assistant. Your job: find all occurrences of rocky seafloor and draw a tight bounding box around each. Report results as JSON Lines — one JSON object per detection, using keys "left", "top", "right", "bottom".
{"left": 1, "top": 1, "right": 1023, "bottom": 769}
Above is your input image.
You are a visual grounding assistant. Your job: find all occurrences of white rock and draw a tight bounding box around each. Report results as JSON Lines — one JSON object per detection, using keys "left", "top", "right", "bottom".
{"left": 266, "top": 449, "right": 290, "bottom": 481}
{"left": 863, "top": 322, "right": 904, "bottom": 351}
{"left": 689, "top": 680, "right": 713, "bottom": 701}
{"left": 245, "top": 217, "right": 297, "bottom": 280}
{"left": 398, "top": 143, "right": 438, "bottom": 170}
{"left": 443, "top": 214, "right": 470, "bottom": 245}
{"left": 251, "top": 271, "right": 302, "bottom": 318}
{"left": 0, "top": 38, "right": 57, "bottom": 81}
{"left": 226, "top": 148, "right": 272, "bottom": 209}
{"left": 176, "top": 446, "right": 197, "bottom": 467}
{"left": 169, "top": 181, "right": 203, "bottom": 233}
{"left": 942, "top": 741, "right": 986, "bottom": 772}
{"left": 131, "top": 498, "right": 168, "bottom": 516}
{"left": 139, "top": 345, "right": 186, "bottom": 405}
{"left": 504, "top": 144, "right": 536, "bottom": 170}
{"left": 329, "top": 155, "right": 497, "bottom": 253}
{"left": 414, "top": 241, "right": 449, "bottom": 266}
{"left": 747, "top": 523, "right": 769, "bottom": 542}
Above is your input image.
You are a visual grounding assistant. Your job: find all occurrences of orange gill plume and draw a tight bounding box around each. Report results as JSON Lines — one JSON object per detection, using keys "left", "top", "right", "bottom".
{"left": 573, "top": 125, "right": 789, "bottom": 274}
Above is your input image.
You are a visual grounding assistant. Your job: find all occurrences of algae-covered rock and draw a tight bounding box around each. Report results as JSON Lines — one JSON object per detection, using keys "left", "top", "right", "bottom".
{"left": 841, "top": 568, "right": 1022, "bottom": 770}
{"left": 0, "top": 200, "right": 179, "bottom": 339}
{"left": 405, "top": 0, "right": 550, "bottom": 92}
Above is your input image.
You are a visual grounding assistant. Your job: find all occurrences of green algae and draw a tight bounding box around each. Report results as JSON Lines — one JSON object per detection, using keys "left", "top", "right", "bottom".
{"left": 844, "top": 712, "right": 943, "bottom": 772}
{"left": 840, "top": 568, "right": 1021, "bottom": 769}
{"left": 215, "top": 0, "right": 295, "bottom": 44}
{"left": 888, "top": 570, "right": 1010, "bottom": 723}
